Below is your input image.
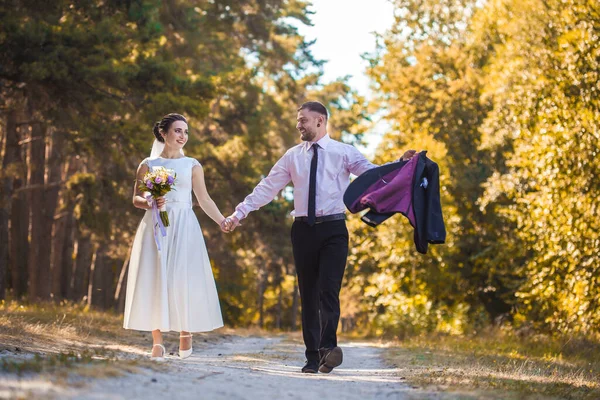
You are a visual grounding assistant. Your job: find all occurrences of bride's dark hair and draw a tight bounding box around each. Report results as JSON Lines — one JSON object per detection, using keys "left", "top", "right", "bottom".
{"left": 153, "top": 113, "right": 187, "bottom": 143}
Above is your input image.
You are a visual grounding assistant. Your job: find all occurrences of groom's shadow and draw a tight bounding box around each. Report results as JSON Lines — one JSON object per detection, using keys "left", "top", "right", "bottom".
{"left": 185, "top": 335, "right": 406, "bottom": 384}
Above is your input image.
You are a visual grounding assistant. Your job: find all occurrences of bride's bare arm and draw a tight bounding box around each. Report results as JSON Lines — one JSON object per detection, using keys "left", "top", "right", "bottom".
{"left": 191, "top": 163, "right": 226, "bottom": 226}
{"left": 132, "top": 162, "right": 165, "bottom": 210}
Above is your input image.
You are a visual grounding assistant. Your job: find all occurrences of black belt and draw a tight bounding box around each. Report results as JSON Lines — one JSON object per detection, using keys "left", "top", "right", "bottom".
{"left": 295, "top": 213, "right": 346, "bottom": 224}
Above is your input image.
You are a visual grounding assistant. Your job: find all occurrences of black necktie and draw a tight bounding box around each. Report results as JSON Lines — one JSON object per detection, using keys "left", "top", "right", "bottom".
{"left": 307, "top": 143, "right": 319, "bottom": 226}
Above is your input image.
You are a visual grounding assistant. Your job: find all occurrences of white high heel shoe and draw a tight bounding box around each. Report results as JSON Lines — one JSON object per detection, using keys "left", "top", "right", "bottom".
{"left": 151, "top": 343, "right": 166, "bottom": 361}
{"left": 179, "top": 334, "right": 193, "bottom": 359}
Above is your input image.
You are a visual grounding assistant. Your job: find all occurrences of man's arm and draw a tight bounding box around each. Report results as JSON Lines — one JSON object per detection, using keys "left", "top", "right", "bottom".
{"left": 345, "top": 145, "right": 378, "bottom": 177}
{"left": 226, "top": 151, "right": 292, "bottom": 229}
{"left": 346, "top": 146, "right": 418, "bottom": 177}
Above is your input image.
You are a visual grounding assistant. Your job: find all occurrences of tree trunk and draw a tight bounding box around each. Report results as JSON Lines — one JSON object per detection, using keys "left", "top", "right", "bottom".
{"left": 45, "top": 130, "right": 65, "bottom": 300}
{"left": 58, "top": 210, "right": 75, "bottom": 299}
{"left": 88, "top": 244, "right": 114, "bottom": 309}
{"left": 27, "top": 110, "right": 48, "bottom": 300}
{"left": 0, "top": 115, "right": 5, "bottom": 160}
{"left": 86, "top": 247, "right": 98, "bottom": 307}
{"left": 258, "top": 277, "right": 265, "bottom": 329}
{"left": 52, "top": 156, "right": 78, "bottom": 299}
{"left": 114, "top": 244, "right": 133, "bottom": 313}
{"left": 273, "top": 265, "right": 282, "bottom": 330}
{"left": 257, "top": 263, "right": 268, "bottom": 329}
{"left": 7, "top": 106, "right": 29, "bottom": 298}
{"left": 51, "top": 209, "right": 73, "bottom": 300}
{"left": 276, "top": 281, "right": 282, "bottom": 330}
{"left": 51, "top": 213, "right": 66, "bottom": 300}
{"left": 69, "top": 229, "right": 92, "bottom": 302}
{"left": 9, "top": 180, "right": 29, "bottom": 297}
{"left": 0, "top": 109, "right": 20, "bottom": 300}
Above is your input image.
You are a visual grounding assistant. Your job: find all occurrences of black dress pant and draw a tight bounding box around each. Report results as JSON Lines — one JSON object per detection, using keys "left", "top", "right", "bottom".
{"left": 291, "top": 219, "right": 349, "bottom": 362}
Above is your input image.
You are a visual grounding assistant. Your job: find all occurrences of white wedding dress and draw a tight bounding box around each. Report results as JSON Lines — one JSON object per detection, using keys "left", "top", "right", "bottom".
{"left": 123, "top": 156, "right": 224, "bottom": 332}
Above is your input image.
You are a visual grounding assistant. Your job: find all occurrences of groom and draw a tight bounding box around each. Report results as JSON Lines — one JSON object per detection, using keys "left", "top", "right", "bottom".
{"left": 225, "top": 101, "right": 415, "bottom": 373}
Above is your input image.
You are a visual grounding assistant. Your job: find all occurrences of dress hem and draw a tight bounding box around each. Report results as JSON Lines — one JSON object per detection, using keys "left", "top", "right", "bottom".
{"left": 123, "top": 323, "right": 224, "bottom": 333}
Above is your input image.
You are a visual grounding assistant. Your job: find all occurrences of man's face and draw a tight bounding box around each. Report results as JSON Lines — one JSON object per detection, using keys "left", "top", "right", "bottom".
{"left": 296, "top": 109, "right": 322, "bottom": 142}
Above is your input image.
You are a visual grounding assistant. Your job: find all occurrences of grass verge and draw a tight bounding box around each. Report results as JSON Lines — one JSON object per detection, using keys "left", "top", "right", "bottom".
{"left": 0, "top": 300, "right": 227, "bottom": 379}
{"left": 383, "top": 328, "right": 600, "bottom": 399}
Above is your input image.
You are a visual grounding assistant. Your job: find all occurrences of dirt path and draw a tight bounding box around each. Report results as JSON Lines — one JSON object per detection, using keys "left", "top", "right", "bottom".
{"left": 2, "top": 335, "right": 437, "bottom": 399}
{"left": 81, "top": 335, "right": 423, "bottom": 399}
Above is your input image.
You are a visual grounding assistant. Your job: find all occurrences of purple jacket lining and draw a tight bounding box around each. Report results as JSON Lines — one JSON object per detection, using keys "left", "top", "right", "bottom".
{"left": 349, "top": 155, "right": 419, "bottom": 226}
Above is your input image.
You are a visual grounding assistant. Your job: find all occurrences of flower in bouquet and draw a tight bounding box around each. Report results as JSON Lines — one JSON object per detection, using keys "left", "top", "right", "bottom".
{"left": 138, "top": 166, "right": 177, "bottom": 226}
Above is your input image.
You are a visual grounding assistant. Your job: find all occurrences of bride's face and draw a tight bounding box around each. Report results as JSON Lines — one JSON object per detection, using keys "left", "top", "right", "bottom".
{"left": 164, "top": 121, "right": 188, "bottom": 150}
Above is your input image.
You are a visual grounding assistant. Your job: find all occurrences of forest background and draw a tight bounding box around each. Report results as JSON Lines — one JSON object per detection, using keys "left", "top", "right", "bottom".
{"left": 0, "top": 0, "right": 598, "bottom": 341}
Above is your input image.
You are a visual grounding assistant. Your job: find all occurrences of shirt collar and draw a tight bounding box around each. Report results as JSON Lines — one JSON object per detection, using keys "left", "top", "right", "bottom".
{"left": 307, "top": 134, "right": 331, "bottom": 151}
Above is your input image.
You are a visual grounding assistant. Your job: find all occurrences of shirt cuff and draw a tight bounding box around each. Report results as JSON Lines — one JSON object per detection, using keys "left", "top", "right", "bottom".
{"left": 234, "top": 210, "right": 245, "bottom": 220}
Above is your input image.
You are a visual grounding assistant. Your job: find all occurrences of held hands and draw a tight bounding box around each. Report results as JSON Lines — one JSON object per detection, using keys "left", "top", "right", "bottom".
{"left": 220, "top": 214, "right": 241, "bottom": 233}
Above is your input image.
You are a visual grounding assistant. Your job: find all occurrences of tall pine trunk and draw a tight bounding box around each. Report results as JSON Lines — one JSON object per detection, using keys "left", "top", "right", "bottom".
{"left": 56, "top": 210, "right": 75, "bottom": 299}
{"left": 44, "top": 130, "right": 65, "bottom": 300}
{"left": 69, "top": 228, "right": 92, "bottom": 302}
{"left": 9, "top": 153, "right": 29, "bottom": 298}
{"left": 114, "top": 243, "right": 132, "bottom": 313}
{"left": 6, "top": 105, "right": 30, "bottom": 297}
{"left": 0, "top": 109, "right": 20, "bottom": 300}
{"left": 88, "top": 244, "right": 114, "bottom": 309}
{"left": 51, "top": 213, "right": 67, "bottom": 300}
{"left": 274, "top": 266, "right": 282, "bottom": 330}
{"left": 276, "top": 282, "right": 282, "bottom": 330}
{"left": 52, "top": 156, "right": 79, "bottom": 299}
{"left": 86, "top": 246, "right": 98, "bottom": 307}
{"left": 10, "top": 193, "right": 29, "bottom": 298}
{"left": 27, "top": 106, "right": 48, "bottom": 300}
{"left": 257, "top": 265, "right": 267, "bottom": 329}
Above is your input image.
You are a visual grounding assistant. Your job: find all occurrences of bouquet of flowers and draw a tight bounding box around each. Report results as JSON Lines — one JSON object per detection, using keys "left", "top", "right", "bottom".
{"left": 138, "top": 166, "right": 177, "bottom": 226}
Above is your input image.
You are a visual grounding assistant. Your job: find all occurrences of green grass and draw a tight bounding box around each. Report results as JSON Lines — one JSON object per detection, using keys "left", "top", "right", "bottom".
{"left": 384, "top": 328, "right": 600, "bottom": 399}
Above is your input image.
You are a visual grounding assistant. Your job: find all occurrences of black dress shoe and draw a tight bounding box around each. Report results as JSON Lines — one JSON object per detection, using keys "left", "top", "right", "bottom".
{"left": 301, "top": 360, "right": 319, "bottom": 373}
{"left": 319, "top": 346, "right": 343, "bottom": 373}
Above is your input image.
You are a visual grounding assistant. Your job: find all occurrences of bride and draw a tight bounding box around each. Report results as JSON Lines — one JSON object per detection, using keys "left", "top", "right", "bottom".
{"left": 123, "top": 113, "right": 227, "bottom": 360}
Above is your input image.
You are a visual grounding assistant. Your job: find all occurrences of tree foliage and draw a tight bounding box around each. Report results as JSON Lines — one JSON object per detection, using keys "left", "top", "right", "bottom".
{"left": 351, "top": 0, "right": 600, "bottom": 335}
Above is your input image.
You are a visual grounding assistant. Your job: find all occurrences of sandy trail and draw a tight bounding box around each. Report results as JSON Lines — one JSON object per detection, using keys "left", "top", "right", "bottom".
{"left": 2, "top": 335, "right": 442, "bottom": 399}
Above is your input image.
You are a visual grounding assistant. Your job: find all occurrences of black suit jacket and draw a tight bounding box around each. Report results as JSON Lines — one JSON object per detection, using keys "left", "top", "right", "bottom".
{"left": 343, "top": 151, "right": 446, "bottom": 254}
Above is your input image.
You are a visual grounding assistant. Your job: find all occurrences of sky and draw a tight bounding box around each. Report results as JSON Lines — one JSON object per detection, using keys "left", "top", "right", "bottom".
{"left": 294, "top": 0, "right": 396, "bottom": 155}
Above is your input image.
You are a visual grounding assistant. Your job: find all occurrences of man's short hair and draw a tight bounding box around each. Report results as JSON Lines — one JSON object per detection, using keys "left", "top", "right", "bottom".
{"left": 298, "top": 101, "right": 328, "bottom": 120}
